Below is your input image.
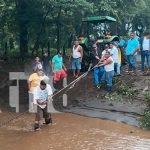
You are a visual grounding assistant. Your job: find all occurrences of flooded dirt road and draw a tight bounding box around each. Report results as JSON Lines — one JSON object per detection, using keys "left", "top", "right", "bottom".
{"left": 0, "top": 113, "right": 150, "bottom": 150}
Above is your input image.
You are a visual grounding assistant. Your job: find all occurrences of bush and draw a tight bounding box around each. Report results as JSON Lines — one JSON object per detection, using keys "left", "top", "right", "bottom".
{"left": 140, "top": 92, "right": 150, "bottom": 129}
{"left": 140, "top": 108, "right": 150, "bottom": 129}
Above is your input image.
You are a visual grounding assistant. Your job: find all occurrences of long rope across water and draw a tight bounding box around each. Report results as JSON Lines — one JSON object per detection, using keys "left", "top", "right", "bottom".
{"left": 0, "top": 62, "right": 100, "bottom": 128}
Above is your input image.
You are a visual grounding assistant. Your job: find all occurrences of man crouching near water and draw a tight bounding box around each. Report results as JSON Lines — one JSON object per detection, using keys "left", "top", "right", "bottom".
{"left": 34, "top": 80, "right": 53, "bottom": 131}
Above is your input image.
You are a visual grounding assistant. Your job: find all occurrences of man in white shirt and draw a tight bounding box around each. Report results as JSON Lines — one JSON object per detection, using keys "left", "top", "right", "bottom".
{"left": 33, "top": 80, "right": 53, "bottom": 131}
{"left": 28, "top": 69, "right": 49, "bottom": 113}
{"left": 102, "top": 45, "right": 110, "bottom": 59}
{"left": 71, "top": 40, "right": 83, "bottom": 78}
{"left": 140, "top": 32, "right": 150, "bottom": 72}
{"left": 99, "top": 51, "right": 114, "bottom": 91}
{"left": 109, "top": 42, "right": 120, "bottom": 75}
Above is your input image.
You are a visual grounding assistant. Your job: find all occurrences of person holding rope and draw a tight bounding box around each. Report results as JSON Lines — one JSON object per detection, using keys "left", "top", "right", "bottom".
{"left": 91, "top": 44, "right": 104, "bottom": 89}
{"left": 98, "top": 51, "right": 114, "bottom": 91}
{"left": 33, "top": 80, "right": 53, "bottom": 131}
{"left": 102, "top": 44, "right": 110, "bottom": 59}
{"left": 28, "top": 69, "right": 49, "bottom": 112}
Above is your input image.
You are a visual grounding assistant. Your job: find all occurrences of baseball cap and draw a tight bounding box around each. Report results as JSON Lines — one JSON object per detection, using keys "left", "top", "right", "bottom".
{"left": 37, "top": 69, "right": 44, "bottom": 72}
{"left": 57, "top": 51, "right": 62, "bottom": 55}
{"left": 92, "top": 44, "right": 97, "bottom": 48}
{"left": 105, "top": 44, "right": 109, "bottom": 48}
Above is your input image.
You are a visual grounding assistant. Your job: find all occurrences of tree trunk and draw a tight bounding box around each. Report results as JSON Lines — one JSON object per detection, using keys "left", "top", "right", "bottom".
{"left": 56, "top": 7, "right": 62, "bottom": 51}
{"left": 4, "top": 42, "right": 8, "bottom": 60}
{"left": 33, "top": 6, "right": 52, "bottom": 55}
{"left": 16, "top": 0, "right": 28, "bottom": 58}
{"left": 47, "top": 38, "right": 50, "bottom": 57}
{"left": 19, "top": 25, "right": 28, "bottom": 57}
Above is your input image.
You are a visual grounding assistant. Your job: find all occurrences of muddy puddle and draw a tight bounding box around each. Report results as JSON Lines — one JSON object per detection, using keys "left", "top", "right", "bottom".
{"left": 0, "top": 113, "right": 150, "bottom": 150}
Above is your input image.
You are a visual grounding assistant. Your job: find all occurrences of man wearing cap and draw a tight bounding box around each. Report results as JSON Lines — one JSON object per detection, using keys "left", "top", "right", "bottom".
{"left": 52, "top": 51, "right": 67, "bottom": 84}
{"left": 33, "top": 80, "right": 53, "bottom": 131}
{"left": 102, "top": 44, "right": 110, "bottom": 59}
{"left": 101, "top": 51, "right": 114, "bottom": 91}
{"left": 91, "top": 44, "right": 104, "bottom": 89}
{"left": 71, "top": 40, "right": 83, "bottom": 77}
{"left": 33, "top": 56, "right": 43, "bottom": 72}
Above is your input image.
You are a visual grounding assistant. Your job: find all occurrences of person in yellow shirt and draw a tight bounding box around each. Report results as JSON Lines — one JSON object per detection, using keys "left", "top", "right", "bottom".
{"left": 28, "top": 69, "right": 49, "bottom": 112}
{"left": 28, "top": 69, "right": 44, "bottom": 93}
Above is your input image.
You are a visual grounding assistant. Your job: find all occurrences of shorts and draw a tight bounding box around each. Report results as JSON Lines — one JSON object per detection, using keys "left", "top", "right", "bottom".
{"left": 72, "top": 58, "right": 81, "bottom": 70}
{"left": 54, "top": 69, "right": 67, "bottom": 81}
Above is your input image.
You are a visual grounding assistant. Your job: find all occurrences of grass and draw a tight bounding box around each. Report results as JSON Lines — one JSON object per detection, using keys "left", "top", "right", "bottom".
{"left": 140, "top": 91, "right": 150, "bottom": 129}
{"left": 104, "top": 78, "right": 137, "bottom": 103}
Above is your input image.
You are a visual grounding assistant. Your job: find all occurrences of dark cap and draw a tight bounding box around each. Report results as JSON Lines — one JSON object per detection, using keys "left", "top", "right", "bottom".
{"left": 105, "top": 44, "right": 109, "bottom": 48}
{"left": 37, "top": 69, "right": 44, "bottom": 72}
{"left": 57, "top": 51, "right": 62, "bottom": 55}
{"left": 92, "top": 44, "right": 97, "bottom": 48}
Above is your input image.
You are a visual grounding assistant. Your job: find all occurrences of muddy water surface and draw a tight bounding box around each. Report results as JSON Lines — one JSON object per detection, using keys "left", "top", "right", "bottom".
{"left": 0, "top": 113, "right": 150, "bottom": 150}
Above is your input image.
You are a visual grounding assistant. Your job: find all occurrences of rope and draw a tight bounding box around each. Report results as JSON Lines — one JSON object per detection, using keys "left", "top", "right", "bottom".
{"left": 0, "top": 61, "right": 102, "bottom": 128}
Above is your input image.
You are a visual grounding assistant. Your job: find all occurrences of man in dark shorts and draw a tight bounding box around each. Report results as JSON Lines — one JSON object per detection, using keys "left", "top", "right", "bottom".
{"left": 34, "top": 80, "right": 53, "bottom": 131}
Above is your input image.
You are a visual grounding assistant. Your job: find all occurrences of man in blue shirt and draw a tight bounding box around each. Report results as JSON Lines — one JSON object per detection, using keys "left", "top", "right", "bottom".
{"left": 126, "top": 33, "right": 140, "bottom": 75}
{"left": 52, "top": 51, "right": 67, "bottom": 82}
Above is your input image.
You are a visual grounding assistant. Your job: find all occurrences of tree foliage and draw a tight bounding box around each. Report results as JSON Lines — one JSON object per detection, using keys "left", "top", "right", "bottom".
{"left": 0, "top": 0, "right": 150, "bottom": 57}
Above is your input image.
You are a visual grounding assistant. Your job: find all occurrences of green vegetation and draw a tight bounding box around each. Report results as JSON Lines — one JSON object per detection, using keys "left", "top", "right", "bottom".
{"left": 104, "top": 77, "right": 137, "bottom": 102}
{"left": 95, "top": 77, "right": 138, "bottom": 103}
{"left": 105, "top": 93, "right": 123, "bottom": 102}
{"left": 0, "top": 0, "right": 150, "bottom": 60}
{"left": 140, "top": 91, "right": 150, "bottom": 129}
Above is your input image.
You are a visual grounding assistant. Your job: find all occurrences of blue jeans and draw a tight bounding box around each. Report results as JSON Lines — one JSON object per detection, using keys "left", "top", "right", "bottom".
{"left": 141, "top": 51, "right": 150, "bottom": 71}
{"left": 105, "top": 70, "right": 114, "bottom": 88}
{"left": 126, "top": 55, "right": 137, "bottom": 70}
{"left": 72, "top": 58, "right": 81, "bottom": 70}
{"left": 114, "top": 63, "right": 121, "bottom": 75}
{"left": 93, "top": 66, "right": 104, "bottom": 85}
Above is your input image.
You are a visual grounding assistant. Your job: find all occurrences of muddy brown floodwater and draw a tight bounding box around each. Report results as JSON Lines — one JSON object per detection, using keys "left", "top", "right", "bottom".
{"left": 0, "top": 113, "right": 150, "bottom": 150}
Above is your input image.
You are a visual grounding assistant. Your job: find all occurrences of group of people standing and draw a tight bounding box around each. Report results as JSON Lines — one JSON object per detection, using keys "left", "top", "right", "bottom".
{"left": 92, "top": 31, "right": 150, "bottom": 91}
{"left": 120, "top": 32, "right": 150, "bottom": 74}
{"left": 91, "top": 42, "right": 120, "bottom": 91}
{"left": 27, "top": 41, "right": 83, "bottom": 131}
{"left": 27, "top": 31, "right": 150, "bottom": 130}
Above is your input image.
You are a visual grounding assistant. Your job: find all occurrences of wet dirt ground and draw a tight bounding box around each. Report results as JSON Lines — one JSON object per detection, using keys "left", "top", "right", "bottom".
{"left": 0, "top": 60, "right": 150, "bottom": 150}
{"left": 0, "top": 113, "right": 150, "bottom": 150}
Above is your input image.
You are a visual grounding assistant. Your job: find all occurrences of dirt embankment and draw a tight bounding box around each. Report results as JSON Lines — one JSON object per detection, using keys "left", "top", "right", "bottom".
{"left": 63, "top": 67, "right": 149, "bottom": 127}
{"left": 0, "top": 61, "right": 149, "bottom": 127}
